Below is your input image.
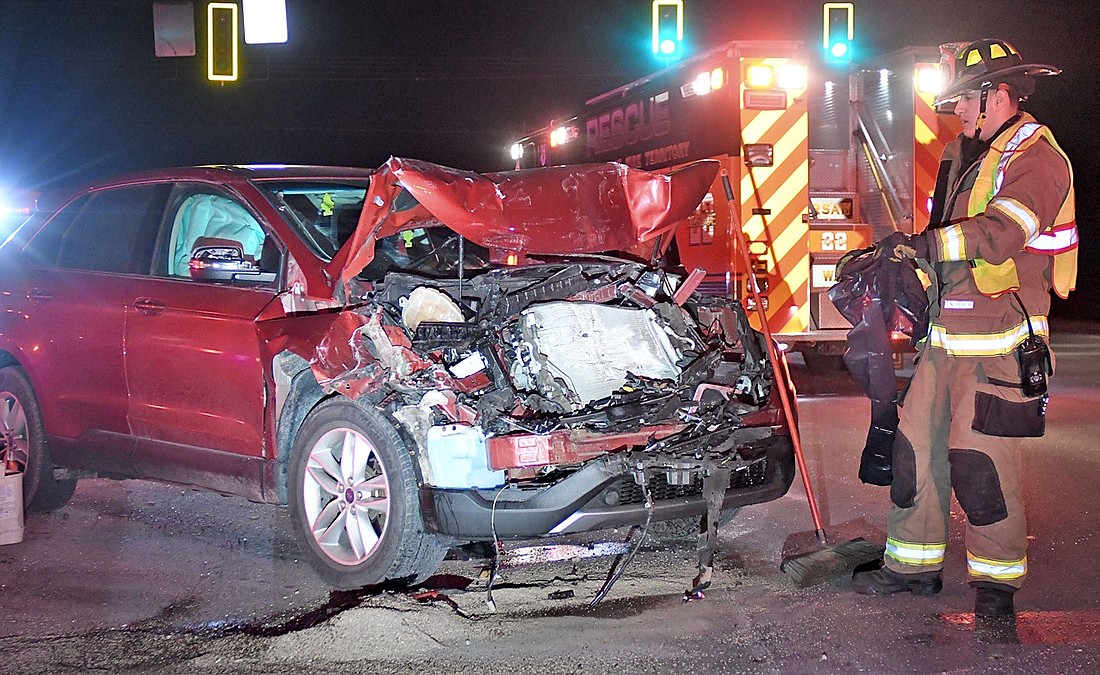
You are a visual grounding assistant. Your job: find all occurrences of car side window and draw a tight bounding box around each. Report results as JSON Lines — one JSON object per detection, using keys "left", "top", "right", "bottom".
{"left": 24, "top": 186, "right": 165, "bottom": 274}
{"left": 22, "top": 196, "right": 88, "bottom": 268}
{"left": 163, "top": 191, "right": 268, "bottom": 278}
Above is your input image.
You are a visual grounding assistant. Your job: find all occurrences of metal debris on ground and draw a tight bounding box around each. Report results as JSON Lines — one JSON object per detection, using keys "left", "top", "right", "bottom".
{"left": 502, "top": 542, "right": 633, "bottom": 568}
{"left": 548, "top": 589, "right": 575, "bottom": 600}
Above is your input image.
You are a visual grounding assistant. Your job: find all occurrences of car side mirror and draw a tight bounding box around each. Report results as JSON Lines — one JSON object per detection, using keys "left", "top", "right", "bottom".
{"left": 189, "top": 237, "right": 276, "bottom": 284}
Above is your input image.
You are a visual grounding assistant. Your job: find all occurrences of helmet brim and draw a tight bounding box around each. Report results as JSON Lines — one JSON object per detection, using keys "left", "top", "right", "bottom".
{"left": 934, "top": 63, "right": 1061, "bottom": 106}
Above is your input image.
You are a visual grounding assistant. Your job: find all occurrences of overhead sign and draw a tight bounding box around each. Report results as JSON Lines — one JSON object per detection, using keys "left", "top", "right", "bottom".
{"left": 243, "top": 0, "right": 288, "bottom": 44}
{"left": 152, "top": 1, "right": 196, "bottom": 57}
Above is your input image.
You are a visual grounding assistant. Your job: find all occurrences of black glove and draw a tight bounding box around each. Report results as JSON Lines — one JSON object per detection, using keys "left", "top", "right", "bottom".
{"left": 875, "top": 231, "right": 929, "bottom": 262}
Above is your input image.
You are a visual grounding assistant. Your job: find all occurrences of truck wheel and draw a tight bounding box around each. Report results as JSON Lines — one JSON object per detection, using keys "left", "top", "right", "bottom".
{"left": 647, "top": 507, "right": 741, "bottom": 542}
{"left": 0, "top": 366, "right": 77, "bottom": 513}
{"left": 287, "top": 397, "right": 447, "bottom": 590}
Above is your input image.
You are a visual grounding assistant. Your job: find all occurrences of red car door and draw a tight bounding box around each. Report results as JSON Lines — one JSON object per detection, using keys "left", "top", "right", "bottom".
{"left": 123, "top": 186, "right": 278, "bottom": 499}
{"left": 0, "top": 185, "right": 168, "bottom": 471}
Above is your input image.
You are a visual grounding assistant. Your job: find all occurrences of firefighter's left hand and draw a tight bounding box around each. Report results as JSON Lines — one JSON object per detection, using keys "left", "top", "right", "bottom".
{"left": 875, "top": 231, "right": 929, "bottom": 262}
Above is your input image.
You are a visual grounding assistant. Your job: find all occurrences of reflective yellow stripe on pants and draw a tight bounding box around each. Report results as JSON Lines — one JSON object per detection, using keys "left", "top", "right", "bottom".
{"left": 886, "top": 537, "right": 947, "bottom": 567}
{"left": 967, "top": 551, "right": 1027, "bottom": 581}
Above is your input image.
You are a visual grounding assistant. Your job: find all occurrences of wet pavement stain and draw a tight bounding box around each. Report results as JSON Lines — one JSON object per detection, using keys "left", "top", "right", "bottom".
{"left": 161, "top": 537, "right": 679, "bottom": 639}
{"left": 940, "top": 610, "right": 1100, "bottom": 645}
{"left": 176, "top": 572, "right": 543, "bottom": 637}
{"left": 173, "top": 565, "right": 675, "bottom": 638}
{"left": 180, "top": 582, "right": 404, "bottom": 638}
{"left": 417, "top": 573, "right": 475, "bottom": 592}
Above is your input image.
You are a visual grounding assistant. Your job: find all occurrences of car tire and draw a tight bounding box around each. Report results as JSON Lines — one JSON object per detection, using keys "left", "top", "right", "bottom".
{"left": 0, "top": 366, "right": 77, "bottom": 513}
{"left": 646, "top": 507, "right": 741, "bottom": 542}
{"left": 287, "top": 397, "right": 447, "bottom": 590}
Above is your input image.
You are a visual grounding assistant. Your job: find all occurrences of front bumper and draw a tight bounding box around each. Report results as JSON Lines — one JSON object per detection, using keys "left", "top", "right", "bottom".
{"left": 419, "top": 433, "right": 795, "bottom": 540}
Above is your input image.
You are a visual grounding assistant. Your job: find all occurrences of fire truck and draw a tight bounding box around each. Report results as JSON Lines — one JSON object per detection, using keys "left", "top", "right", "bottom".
{"left": 507, "top": 40, "right": 960, "bottom": 372}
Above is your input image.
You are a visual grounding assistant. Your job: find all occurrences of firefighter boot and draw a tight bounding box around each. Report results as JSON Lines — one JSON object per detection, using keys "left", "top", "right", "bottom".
{"left": 852, "top": 563, "right": 943, "bottom": 596}
{"left": 972, "top": 581, "right": 1016, "bottom": 617}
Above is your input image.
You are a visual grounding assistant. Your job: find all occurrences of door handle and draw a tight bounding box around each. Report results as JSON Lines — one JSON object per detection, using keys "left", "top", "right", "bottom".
{"left": 132, "top": 298, "right": 165, "bottom": 314}
{"left": 26, "top": 288, "right": 52, "bottom": 304}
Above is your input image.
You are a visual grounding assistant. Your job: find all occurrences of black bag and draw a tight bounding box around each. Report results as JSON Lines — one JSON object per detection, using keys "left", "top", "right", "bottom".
{"left": 828, "top": 247, "right": 929, "bottom": 485}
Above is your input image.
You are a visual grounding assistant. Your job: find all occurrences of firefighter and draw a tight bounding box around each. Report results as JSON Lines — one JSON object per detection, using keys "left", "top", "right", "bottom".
{"left": 851, "top": 38, "right": 1079, "bottom": 617}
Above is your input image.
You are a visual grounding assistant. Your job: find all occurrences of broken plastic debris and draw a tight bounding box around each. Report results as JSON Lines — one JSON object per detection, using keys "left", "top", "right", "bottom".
{"left": 548, "top": 589, "right": 575, "bottom": 601}
{"left": 401, "top": 286, "right": 464, "bottom": 331}
{"left": 449, "top": 351, "right": 487, "bottom": 379}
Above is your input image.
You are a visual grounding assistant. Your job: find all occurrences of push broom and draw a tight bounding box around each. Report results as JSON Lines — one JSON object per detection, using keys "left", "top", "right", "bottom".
{"left": 719, "top": 171, "right": 883, "bottom": 587}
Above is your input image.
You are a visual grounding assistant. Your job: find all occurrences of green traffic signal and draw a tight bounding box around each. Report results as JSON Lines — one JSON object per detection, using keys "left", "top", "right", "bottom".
{"left": 652, "top": 0, "right": 683, "bottom": 61}
{"left": 823, "top": 2, "right": 854, "bottom": 66}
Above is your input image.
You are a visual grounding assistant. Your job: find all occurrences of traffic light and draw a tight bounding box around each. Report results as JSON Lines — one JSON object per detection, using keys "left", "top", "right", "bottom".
{"left": 208, "top": 2, "right": 239, "bottom": 82}
{"left": 652, "top": 0, "right": 684, "bottom": 61}
{"left": 822, "top": 2, "right": 854, "bottom": 66}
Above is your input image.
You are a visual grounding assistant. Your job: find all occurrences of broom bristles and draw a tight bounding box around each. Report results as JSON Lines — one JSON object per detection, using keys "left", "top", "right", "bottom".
{"left": 780, "top": 538, "right": 885, "bottom": 588}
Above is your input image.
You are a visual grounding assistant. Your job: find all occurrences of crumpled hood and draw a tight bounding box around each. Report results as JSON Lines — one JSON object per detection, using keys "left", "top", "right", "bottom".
{"left": 327, "top": 157, "right": 719, "bottom": 296}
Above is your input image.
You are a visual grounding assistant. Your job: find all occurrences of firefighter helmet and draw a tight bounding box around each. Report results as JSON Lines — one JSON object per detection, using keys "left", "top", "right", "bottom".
{"left": 934, "top": 39, "right": 1060, "bottom": 106}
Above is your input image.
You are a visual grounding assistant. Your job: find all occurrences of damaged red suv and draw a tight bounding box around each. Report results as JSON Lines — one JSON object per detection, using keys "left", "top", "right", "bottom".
{"left": 0, "top": 158, "right": 795, "bottom": 588}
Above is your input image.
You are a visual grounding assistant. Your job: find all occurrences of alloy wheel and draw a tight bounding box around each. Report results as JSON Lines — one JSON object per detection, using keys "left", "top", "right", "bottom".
{"left": 301, "top": 427, "right": 390, "bottom": 566}
{"left": 0, "top": 390, "right": 29, "bottom": 471}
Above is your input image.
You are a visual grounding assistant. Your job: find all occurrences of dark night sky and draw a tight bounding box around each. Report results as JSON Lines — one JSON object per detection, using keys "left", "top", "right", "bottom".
{"left": 1, "top": 0, "right": 1097, "bottom": 317}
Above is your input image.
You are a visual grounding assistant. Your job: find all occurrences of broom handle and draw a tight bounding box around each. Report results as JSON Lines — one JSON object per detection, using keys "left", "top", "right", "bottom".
{"left": 720, "top": 172, "right": 827, "bottom": 544}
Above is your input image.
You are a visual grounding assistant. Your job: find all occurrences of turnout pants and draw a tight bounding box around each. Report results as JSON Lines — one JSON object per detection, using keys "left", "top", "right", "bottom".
{"left": 884, "top": 348, "right": 1034, "bottom": 590}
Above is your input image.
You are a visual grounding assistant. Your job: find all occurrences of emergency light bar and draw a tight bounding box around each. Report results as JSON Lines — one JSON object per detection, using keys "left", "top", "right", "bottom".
{"left": 744, "top": 64, "right": 807, "bottom": 91}
{"left": 680, "top": 67, "right": 724, "bottom": 98}
{"left": 916, "top": 65, "right": 943, "bottom": 94}
{"left": 0, "top": 186, "right": 33, "bottom": 217}
{"left": 549, "top": 125, "right": 578, "bottom": 148}
{"left": 746, "top": 65, "right": 774, "bottom": 89}
{"left": 778, "top": 64, "right": 807, "bottom": 90}
{"left": 742, "top": 60, "right": 806, "bottom": 109}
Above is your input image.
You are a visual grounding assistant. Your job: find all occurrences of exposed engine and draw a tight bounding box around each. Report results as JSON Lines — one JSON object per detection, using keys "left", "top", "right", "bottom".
{"left": 508, "top": 301, "right": 686, "bottom": 413}
{"left": 310, "top": 259, "right": 776, "bottom": 490}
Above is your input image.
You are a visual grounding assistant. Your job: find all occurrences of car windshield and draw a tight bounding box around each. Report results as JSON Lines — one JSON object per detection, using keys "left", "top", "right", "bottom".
{"left": 358, "top": 227, "right": 491, "bottom": 279}
{"left": 254, "top": 180, "right": 369, "bottom": 260}
{"left": 254, "top": 179, "right": 490, "bottom": 279}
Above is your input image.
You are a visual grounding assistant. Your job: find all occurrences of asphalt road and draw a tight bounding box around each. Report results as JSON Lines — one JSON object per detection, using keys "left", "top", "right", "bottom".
{"left": 2, "top": 328, "right": 1100, "bottom": 674}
